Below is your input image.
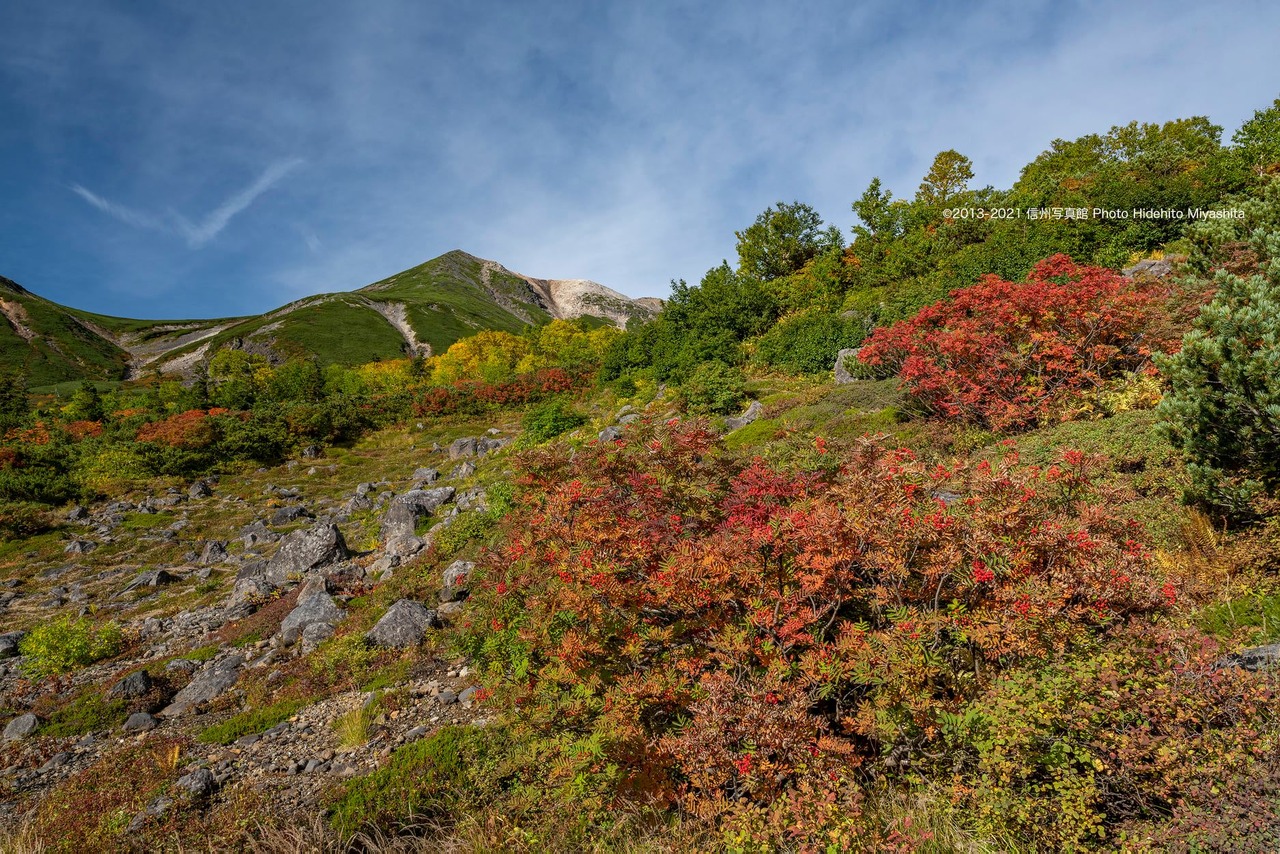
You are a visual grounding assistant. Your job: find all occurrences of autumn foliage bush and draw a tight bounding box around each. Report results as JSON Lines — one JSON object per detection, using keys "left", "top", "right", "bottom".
{"left": 412, "top": 368, "right": 588, "bottom": 417}
{"left": 461, "top": 419, "right": 1170, "bottom": 843}
{"left": 857, "top": 254, "right": 1178, "bottom": 430}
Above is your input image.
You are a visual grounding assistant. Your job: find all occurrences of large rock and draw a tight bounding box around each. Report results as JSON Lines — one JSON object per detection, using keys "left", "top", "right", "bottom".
{"left": 278, "top": 577, "right": 345, "bottom": 649}
{"left": 598, "top": 425, "right": 624, "bottom": 443}
{"left": 723, "top": 400, "right": 764, "bottom": 432}
{"left": 160, "top": 654, "right": 246, "bottom": 716}
{"left": 240, "top": 520, "right": 279, "bottom": 549}
{"left": 174, "top": 768, "right": 217, "bottom": 801}
{"left": 833, "top": 348, "right": 861, "bottom": 384}
{"left": 4, "top": 713, "right": 39, "bottom": 741}
{"left": 122, "top": 569, "right": 182, "bottom": 593}
{"left": 439, "top": 560, "right": 475, "bottom": 603}
{"left": 270, "top": 505, "right": 313, "bottom": 526}
{"left": 366, "top": 600, "right": 442, "bottom": 648}
{"left": 1122, "top": 258, "right": 1174, "bottom": 279}
{"left": 380, "top": 487, "right": 455, "bottom": 556}
{"left": 265, "top": 522, "right": 349, "bottom": 586}
{"left": 122, "top": 712, "right": 159, "bottom": 733}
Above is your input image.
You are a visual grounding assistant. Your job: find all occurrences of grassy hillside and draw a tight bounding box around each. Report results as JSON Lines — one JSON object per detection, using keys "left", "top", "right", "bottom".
{"left": 1, "top": 250, "right": 648, "bottom": 381}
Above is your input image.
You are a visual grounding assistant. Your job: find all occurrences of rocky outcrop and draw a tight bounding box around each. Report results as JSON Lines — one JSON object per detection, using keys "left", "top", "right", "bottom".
{"left": 440, "top": 560, "right": 474, "bottom": 603}
{"left": 161, "top": 654, "right": 247, "bottom": 716}
{"left": 4, "top": 713, "right": 39, "bottom": 741}
{"left": 380, "top": 487, "right": 455, "bottom": 557}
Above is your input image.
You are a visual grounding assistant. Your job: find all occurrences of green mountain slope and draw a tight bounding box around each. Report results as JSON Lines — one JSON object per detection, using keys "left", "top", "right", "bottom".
{"left": 0, "top": 251, "right": 658, "bottom": 383}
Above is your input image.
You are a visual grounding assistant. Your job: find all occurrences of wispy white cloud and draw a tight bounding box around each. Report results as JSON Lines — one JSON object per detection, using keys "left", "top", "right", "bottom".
{"left": 71, "top": 157, "right": 303, "bottom": 247}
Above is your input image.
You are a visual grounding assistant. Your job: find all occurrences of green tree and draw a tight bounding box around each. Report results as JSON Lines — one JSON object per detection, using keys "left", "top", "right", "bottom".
{"left": 64, "top": 381, "right": 104, "bottom": 422}
{"left": 736, "top": 201, "right": 843, "bottom": 281}
{"left": 0, "top": 369, "right": 28, "bottom": 432}
{"left": 916, "top": 149, "right": 974, "bottom": 206}
{"left": 1232, "top": 96, "right": 1280, "bottom": 179}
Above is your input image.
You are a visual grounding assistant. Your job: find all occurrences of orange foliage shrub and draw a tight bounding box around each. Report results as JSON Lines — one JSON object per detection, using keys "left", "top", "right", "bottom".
{"left": 65, "top": 420, "right": 104, "bottom": 440}
{"left": 134, "top": 408, "right": 233, "bottom": 448}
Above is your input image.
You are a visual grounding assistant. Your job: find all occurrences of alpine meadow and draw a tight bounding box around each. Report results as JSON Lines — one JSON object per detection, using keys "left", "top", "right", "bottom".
{"left": 3, "top": 4, "right": 1280, "bottom": 852}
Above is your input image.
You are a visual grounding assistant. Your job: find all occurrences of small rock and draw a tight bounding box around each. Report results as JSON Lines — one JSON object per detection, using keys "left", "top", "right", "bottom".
{"left": 174, "top": 767, "right": 217, "bottom": 800}
{"left": 107, "top": 670, "right": 153, "bottom": 700}
{"left": 450, "top": 462, "right": 476, "bottom": 479}
{"left": 412, "top": 467, "right": 439, "bottom": 483}
{"left": 64, "top": 540, "right": 96, "bottom": 555}
{"left": 1217, "top": 643, "right": 1280, "bottom": 672}
{"left": 459, "top": 686, "right": 479, "bottom": 704}
{"left": 0, "top": 631, "right": 25, "bottom": 659}
{"left": 189, "top": 480, "right": 214, "bottom": 499}
{"left": 123, "top": 712, "right": 159, "bottom": 733}
{"left": 598, "top": 425, "right": 624, "bottom": 443}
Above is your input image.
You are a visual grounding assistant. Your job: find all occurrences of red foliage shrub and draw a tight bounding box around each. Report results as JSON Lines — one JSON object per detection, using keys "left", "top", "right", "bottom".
{"left": 464, "top": 420, "right": 1167, "bottom": 822}
{"left": 857, "top": 254, "right": 1176, "bottom": 430}
{"left": 412, "top": 368, "right": 588, "bottom": 418}
{"left": 0, "top": 447, "right": 18, "bottom": 469}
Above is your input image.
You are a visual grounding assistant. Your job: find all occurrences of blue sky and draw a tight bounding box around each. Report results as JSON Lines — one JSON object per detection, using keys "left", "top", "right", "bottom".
{"left": 1, "top": 1, "right": 1277, "bottom": 319}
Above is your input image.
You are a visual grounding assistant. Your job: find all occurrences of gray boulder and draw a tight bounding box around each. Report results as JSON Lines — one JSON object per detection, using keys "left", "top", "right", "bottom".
{"left": 107, "top": 670, "right": 153, "bottom": 700}
{"left": 65, "top": 540, "right": 96, "bottom": 555}
{"left": 723, "top": 400, "right": 764, "bottom": 432}
{"left": 240, "top": 519, "right": 279, "bottom": 549}
{"left": 599, "top": 425, "right": 624, "bottom": 443}
{"left": 174, "top": 768, "right": 217, "bottom": 800}
{"left": 833, "top": 348, "right": 861, "bottom": 384}
{"left": 278, "top": 577, "right": 345, "bottom": 649}
{"left": 4, "top": 713, "right": 39, "bottom": 741}
{"left": 0, "top": 631, "right": 26, "bottom": 659}
{"left": 270, "top": 505, "right": 313, "bottom": 526}
{"left": 440, "top": 560, "right": 475, "bottom": 603}
{"left": 122, "top": 712, "right": 159, "bottom": 733}
{"left": 264, "top": 522, "right": 349, "bottom": 585}
{"left": 412, "top": 467, "right": 440, "bottom": 484}
{"left": 450, "top": 461, "right": 476, "bottom": 479}
{"left": 198, "top": 541, "right": 228, "bottom": 565}
{"left": 160, "top": 654, "right": 246, "bottom": 716}
{"left": 366, "top": 599, "right": 442, "bottom": 648}
{"left": 188, "top": 480, "right": 213, "bottom": 499}
{"left": 1122, "top": 258, "right": 1174, "bottom": 279}
{"left": 380, "top": 487, "right": 455, "bottom": 556}
{"left": 122, "top": 568, "right": 182, "bottom": 593}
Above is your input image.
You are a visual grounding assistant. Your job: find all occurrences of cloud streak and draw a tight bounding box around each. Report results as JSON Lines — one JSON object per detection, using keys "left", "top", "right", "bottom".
{"left": 71, "top": 157, "right": 303, "bottom": 247}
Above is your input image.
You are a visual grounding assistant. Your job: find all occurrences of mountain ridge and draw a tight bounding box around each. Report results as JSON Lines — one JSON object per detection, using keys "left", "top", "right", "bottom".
{"left": 0, "top": 251, "right": 659, "bottom": 387}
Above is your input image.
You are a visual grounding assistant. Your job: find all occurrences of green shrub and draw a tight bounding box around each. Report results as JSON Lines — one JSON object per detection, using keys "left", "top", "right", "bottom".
{"left": 754, "top": 310, "right": 864, "bottom": 374}
{"left": 433, "top": 511, "right": 497, "bottom": 558}
{"left": 680, "top": 360, "right": 747, "bottom": 415}
{"left": 329, "top": 725, "right": 484, "bottom": 836}
{"left": 1157, "top": 235, "right": 1280, "bottom": 514}
{"left": 521, "top": 401, "right": 587, "bottom": 444}
{"left": 198, "top": 697, "right": 307, "bottom": 745}
{"left": 19, "top": 616, "right": 124, "bottom": 677}
{"left": 43, "top": 692, "right": 126, "bottom": 737}
{"left": 0, "top": 501, "right": 55, "bottom": 539}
